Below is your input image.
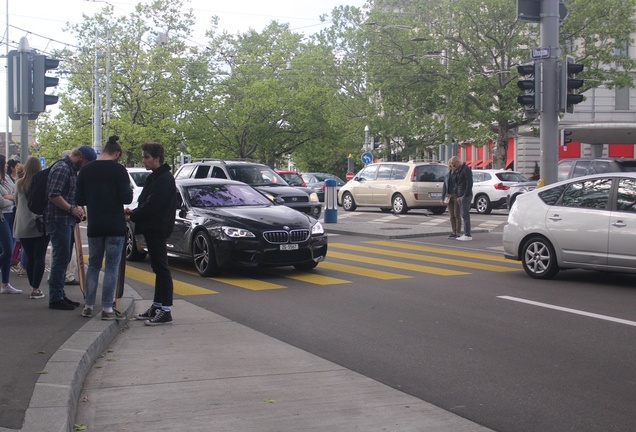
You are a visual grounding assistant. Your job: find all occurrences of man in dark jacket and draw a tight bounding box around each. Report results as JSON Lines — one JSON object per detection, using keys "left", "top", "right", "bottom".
{"left": 451, "top": 156, "right": 473, "bottom": 241}
{"left": 126, "top": 142, "right": 177, "bottom": 325}
{"left": 75, "top": 136, "right": 133, "bottom": 320}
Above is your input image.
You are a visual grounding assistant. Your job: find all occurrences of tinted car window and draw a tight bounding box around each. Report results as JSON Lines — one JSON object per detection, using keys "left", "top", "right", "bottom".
{"left": 193, "top": 165, "right": 211, "bottom": 179}
{"left": 572, "top": 161, "right": 592, "bottom": 178}
{"left": 129, "top": 171, "right": 149, "bottom": 187}
{"left": 561, "top": 178, "right": 612, "bottom": 210}
{"left": 414, "top": 165, "right": 445, "bottom": 182}
{"left": 392, "top": 165, "right": 409, "bottom": 180}
{"left": 376, "top": 164, "right": 393, "bottom": 180}
{"left": 617, "top": 178, "right": 636, "bottom": 213}
{"left": 496, "top": 172, "right": 528, "bottom": 182}
{"left": 557, "top": 160, "right": 573, "bottom": 181}
{"left": 539, "top": 185, "right": 567, "bottom": 205}
{"left": 616, "top": 160, "right": 636, "bottom": 172}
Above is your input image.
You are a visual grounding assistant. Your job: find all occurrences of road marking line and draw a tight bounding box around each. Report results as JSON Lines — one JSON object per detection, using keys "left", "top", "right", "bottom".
{"left": 498, "top": 296, "right": 636, "bottom": 327}
{"left": 366, "top": 240, "right": 512, "bottom": 263}
{"left": 208, "top": 275, "right": 287, "bottom": 291}
{"left": 319, "top": 261, "right": 412, "bottom": 280}
{"left": 265, "top": 269, "right": 350, "bottom": 285}
{"left": 330, "top": 243, "right": 518, "bottom": 272}
{"left": 328, "top": 251, "right": 469, "bottom": 276}
{"left": 125, "top": 266, "right": 218, "bottom": 295}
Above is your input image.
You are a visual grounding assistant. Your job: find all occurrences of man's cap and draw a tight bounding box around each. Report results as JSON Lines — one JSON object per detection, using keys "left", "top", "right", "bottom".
{"left": 78, "top": 145, "right": 97, "bottom": 162}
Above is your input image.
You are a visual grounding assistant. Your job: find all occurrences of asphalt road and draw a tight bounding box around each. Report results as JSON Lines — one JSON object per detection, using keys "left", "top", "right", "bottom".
{"left": 124, "top": 222, "right": 636, "bottom": 432}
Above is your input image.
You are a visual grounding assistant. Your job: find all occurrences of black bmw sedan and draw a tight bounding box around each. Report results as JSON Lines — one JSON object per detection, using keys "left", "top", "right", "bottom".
{"left": 129, "top": 178, "right": 328, "bottom": 276}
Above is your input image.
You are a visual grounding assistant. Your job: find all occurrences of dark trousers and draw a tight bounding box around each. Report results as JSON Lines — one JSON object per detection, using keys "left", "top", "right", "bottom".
{"left": 20, "top": 236, "right": 50, "bottom": 290}
{"left": 144, "top": 235, "right": 173, "bottom": 307}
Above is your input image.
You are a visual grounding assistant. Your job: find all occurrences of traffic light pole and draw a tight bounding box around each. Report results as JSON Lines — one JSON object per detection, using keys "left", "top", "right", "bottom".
{"left": 539, "top": 0, "right": 560, "bottom": 185}
{"left": 18, "top": 37, "right": 31, "bottom": 163}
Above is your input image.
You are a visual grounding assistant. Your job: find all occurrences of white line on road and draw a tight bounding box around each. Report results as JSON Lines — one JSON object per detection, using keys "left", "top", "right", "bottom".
{"left": 498, "top": 296, "right": 636, "bottom": 327}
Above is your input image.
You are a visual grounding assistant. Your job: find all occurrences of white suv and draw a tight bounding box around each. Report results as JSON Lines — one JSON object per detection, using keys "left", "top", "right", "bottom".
{"left": 338, "top": 161, "right": 448, "bottom": 214}
{"left": 471, "top": 169, "right": 528, "bottom": 214}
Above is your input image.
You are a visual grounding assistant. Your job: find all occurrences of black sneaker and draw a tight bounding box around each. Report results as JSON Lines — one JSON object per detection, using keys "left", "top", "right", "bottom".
{"left": 144, "top": 309, "right": 173, "bottom": 326}
{"left": 135, "top": 305, "right": 159, "bottom": 320}
{"left": 64, "top": 297, "right": 81, "bottom": 307}
{"left": 50, "top": 300, "right": 75, "bottom": 310}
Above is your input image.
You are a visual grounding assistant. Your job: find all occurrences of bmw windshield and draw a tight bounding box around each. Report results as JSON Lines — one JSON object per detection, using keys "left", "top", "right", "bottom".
{"left": 185, "top": 184, "right": 273, "bottom": 207}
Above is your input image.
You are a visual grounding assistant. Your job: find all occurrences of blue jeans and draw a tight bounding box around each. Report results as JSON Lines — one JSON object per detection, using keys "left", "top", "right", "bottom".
{"left": 85, "top": 236, "right": 125, "bottom": 308}
{"left": 0, "top": 213, "right": 15, "bottom": 284}
{"left": 47, "top": 222, "right": 73, "bottom": 303}
{"left": 458, "top": 195, "right": 473, "bottom": 236}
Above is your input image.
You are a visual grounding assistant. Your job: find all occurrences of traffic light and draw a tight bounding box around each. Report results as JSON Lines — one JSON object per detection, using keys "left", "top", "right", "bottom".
{"left": 559, "top": 55, "right": 584, "bottom": 113}
{"left": 516, "top": 61, "right": 542, "bottom": 112}
{"left": 6, "top": 50, "right": 21, "bottom": 121}
{"left": 31, "top": 54, "right": 60, "bottom": 114}
{"left": 560, "top": 129, "right": 573, "bottom": 146}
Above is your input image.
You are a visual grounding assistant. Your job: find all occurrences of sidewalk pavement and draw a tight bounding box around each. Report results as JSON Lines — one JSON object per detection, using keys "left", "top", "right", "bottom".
{"left": 2, "top": 220, "right": 496, "bottom": 432}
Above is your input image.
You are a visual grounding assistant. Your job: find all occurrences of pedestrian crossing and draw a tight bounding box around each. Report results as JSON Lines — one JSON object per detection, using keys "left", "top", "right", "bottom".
{"left": 123, "top": 239, "right": 522, "bottom": 296}
{"left": 334, "top": 211, "right": 508, "bottom": 230}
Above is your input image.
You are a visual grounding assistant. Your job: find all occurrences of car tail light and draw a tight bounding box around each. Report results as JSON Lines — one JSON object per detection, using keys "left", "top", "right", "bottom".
{"left": 410, "top": 170, "right": 417, "bottom": 182}
{"left": 494, "top": 183, "right": 509, "bottom": 190}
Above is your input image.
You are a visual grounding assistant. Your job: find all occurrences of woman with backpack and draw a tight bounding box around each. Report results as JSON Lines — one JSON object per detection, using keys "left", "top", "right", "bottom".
{"left": 14, "top": 157, "right": 50, "bottom": 299}
{"left": 0, "top": 154, "right": 18, "bottom": 294}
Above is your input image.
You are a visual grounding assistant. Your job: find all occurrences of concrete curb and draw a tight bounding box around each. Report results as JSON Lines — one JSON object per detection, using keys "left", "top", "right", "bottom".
{"left": 18, "top": 294, "right": 134, "bottom": 432}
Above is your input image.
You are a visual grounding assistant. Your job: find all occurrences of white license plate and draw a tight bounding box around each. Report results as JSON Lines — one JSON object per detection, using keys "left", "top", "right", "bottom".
{"left": 429, "top": 192, "right": 442, "bottom": 198}
{"left": 280, "top": 244, "right": 299, "bottom": 251}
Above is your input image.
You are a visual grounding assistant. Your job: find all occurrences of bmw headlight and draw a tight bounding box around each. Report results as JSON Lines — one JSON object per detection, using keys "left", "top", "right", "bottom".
{"left": 222, "top": 226, "right": 256, "bottom": 238}
{"left": 308, "top": 192, "right": 320, "bottom": 203}
{"left": 311, "top": 221, "right": 324, "bottom": 235}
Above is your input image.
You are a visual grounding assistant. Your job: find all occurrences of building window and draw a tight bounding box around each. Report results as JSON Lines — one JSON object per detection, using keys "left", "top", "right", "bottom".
{"left": 615, "top": 87, "right": 630, "bottom": 110}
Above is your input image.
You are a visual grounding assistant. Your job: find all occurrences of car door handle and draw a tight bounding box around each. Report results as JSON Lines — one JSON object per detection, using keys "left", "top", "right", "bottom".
{"left": 612, "top": 220, "right": 627, "bottom": 228}
{"left": 548, "top": 214, "right": 562, "bottom": 221}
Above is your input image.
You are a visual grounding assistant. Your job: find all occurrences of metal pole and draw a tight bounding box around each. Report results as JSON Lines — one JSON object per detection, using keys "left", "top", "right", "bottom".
{"left": 364, "top": 125, "right": 370, "bottom": 153}
{"left": 93, "top": 31, "right": 102, "bottom": 154}
{"left": 18, "top": 37, "right": 30, "bottom": 163}
{"left": 539, "top": 0, "right": 560, "bottom": 185}
{"left": 5, "top": 0, "right": 9, "bottom": 157}
{"left": 104, "top": 28, "right": 111, "bottom": 138}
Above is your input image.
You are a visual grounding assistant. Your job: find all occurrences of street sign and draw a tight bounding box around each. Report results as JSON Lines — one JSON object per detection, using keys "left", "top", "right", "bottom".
{"left": 361, "top": 152, "right": 373, "bottom": 165}
{"left": 346, "top": 171, "right": 354, "bottom": 181}
{"left": 40, "top": 157, "right": 46, "bottom": 169}
{"left": 532, "top": 47, "right": 550, "bottom": 59}
{"left": 517, "top": 0, "right": 568, "bottom": 23}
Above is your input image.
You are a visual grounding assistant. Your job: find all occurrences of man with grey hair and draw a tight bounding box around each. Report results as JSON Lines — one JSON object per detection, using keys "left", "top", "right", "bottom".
{"left": 450, "top": 156, "right": 473, "bottom": 241}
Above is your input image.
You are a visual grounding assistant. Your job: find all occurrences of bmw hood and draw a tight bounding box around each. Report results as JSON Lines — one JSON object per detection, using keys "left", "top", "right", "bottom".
{"left": 193, "top": 205, "right": 314, "bottom": 229}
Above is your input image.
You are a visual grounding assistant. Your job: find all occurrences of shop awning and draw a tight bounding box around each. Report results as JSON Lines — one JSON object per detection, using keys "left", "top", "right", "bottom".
{"left": 476, "top": 158, "right": 493, "bottom": 168}
{"left": 467, "top": 160, "right": 480, "bottom": 167}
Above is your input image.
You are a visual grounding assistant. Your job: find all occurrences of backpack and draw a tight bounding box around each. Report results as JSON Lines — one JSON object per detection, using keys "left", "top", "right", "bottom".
{"left": 27, "top": 160, "right": 62, "bottom": 215}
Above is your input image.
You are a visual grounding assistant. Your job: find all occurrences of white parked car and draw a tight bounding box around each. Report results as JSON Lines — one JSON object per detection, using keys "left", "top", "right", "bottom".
{"left": 471, "top": 169, "right": 529, "bottom": 214}
{"left": 503, "top": 172, "right": 636, "bottom": 279}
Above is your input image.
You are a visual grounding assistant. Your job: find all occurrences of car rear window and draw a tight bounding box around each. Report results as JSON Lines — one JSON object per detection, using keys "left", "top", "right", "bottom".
{"left": 414, "top": 165, "right": 446, "bottom": 182}
{"left": 615, "top": 160, "right": 636, "bottom": 172}
{"left": 496, "top": 172, "right": 527, "bottom": 182}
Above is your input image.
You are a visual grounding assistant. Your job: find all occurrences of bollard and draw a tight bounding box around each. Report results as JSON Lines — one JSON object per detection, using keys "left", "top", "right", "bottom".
{"left": 323, "top": 178, "right": 338, "bottom": 223}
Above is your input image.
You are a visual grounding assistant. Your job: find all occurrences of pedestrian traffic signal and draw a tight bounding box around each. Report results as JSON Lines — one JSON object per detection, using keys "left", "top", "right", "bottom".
{"left": 559, "top": 55, "right": 584, "bottom": 113}
{"left": 516, "top": 62, "right": 541, "bottom": 113}
{"left": 560, "top": 129, "right": 573, "bottom": 146}
{"left": 6, "top": 50, "right": 21, "bottom": 121}
{"left": 31, "top": 54, "right": 60, "bottom": 114}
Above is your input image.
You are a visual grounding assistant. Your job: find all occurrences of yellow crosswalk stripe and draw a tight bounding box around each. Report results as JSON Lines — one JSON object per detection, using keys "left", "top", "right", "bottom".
{"left": 266, "top": 269, "right": 351, "bottom": 285}
{"left": 125, "top": 266, "right": 218, "bottom": 295}
{"left": 328, "top": 251, "right": 469, "bottom": 276}
{"left": 330, "top": 243, "right": 519, "bottom": 273}
{"left": 209, "top": 275, "right": 286, "bottom": 291}
{"left": 319, "top": 261, "right": 412, "bottom": 280}
{"left": 366, "top": 240, "right": 513, "bottom": 263}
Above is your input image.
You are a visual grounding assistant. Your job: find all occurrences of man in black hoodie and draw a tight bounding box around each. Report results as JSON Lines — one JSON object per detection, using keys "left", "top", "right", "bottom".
{"left": 451, "top": 156, "right": 473, "bottom": 241}
{"left": 125, "top": 142, "right": 177, "bottom": 325}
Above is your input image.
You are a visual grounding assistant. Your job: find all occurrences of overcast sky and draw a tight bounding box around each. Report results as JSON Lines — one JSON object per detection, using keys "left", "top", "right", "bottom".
{"left": 1, "top": 0, "right": 367, "bottom": 129}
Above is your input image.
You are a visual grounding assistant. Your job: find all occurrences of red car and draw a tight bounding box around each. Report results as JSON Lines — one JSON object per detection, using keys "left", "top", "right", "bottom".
{"left": 274, "top": 170, "right": 306, "bottom": 187}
